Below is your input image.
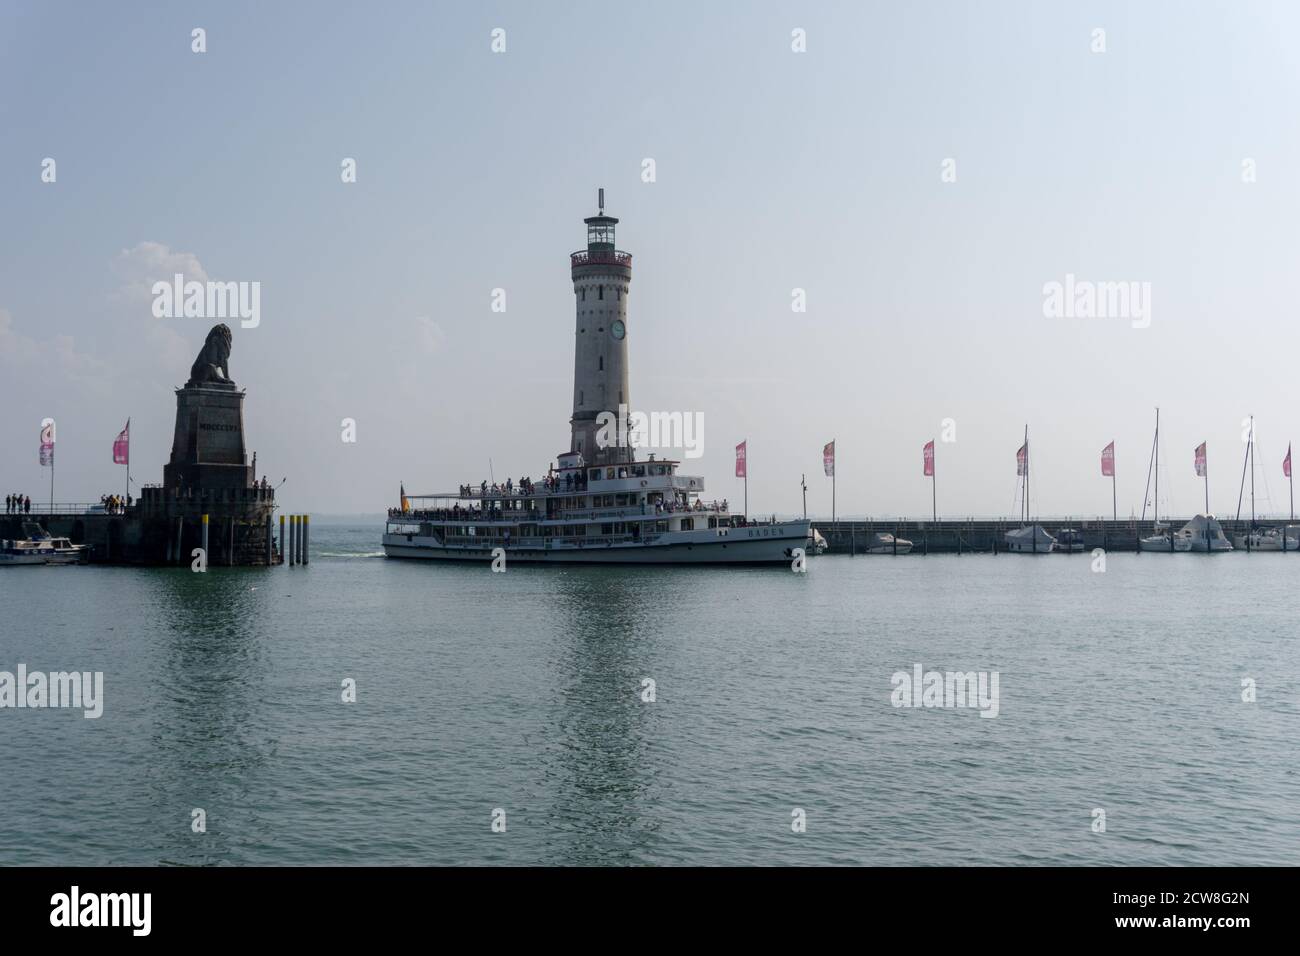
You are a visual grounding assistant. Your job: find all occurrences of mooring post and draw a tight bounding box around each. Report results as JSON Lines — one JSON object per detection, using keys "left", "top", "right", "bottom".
{"left": 302, "top": 514, "right": 309, "bottom": 566}
{"left": 265, "top": 514, "right": 273, "bottom": 565}
{"left": 290, "top": 515, "right": 298, "bottom": 566}
{"left": 201, "top": 513, "right": 209, "bottom": 561}
{"left": 228, "top": 517, "right": 235, "bottom": 566}
{"left": 175, "top": 517, "right": 184, "bottom": 566}
{"left": 279, "top": 514, "right": 286, "bottom": 564}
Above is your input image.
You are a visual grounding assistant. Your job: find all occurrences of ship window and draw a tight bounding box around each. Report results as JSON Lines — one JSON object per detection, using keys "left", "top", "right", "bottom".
{"left": 589, "top": 469, "right": 600, "bottom": 481}
{"left": 601, "top": 523, "right": 612, "bottom": 534}
{"left": 682, "top": 518, "right": 694, "bottom": 531}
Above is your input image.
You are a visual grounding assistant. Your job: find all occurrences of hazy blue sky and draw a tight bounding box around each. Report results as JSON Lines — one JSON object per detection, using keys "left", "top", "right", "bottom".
{"left": 2, "top": 1, "right": 1298, "bottom": 518}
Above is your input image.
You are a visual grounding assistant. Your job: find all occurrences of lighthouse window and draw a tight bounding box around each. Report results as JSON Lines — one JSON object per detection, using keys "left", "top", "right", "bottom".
{"left": 599, "top": 356, "right": 603, "bottom": 370}
{"left": 579, "top": 390, "right": 584, "bottom": 405}
{"left": 598, "top": 286, "right": 603, "bottom": 300}
{"left": 581, "top": 289, "right": 585, "bottom": 301}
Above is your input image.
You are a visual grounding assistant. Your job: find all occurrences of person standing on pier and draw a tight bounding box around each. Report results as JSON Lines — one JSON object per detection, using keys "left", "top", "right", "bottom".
{"left": 24, "top": 495, "right": 31, "bottom": 514}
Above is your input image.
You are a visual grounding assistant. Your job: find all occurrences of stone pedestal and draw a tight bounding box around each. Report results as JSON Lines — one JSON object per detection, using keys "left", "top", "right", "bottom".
{"left": 163, "top": 384, "right": 253, "bottom": 493}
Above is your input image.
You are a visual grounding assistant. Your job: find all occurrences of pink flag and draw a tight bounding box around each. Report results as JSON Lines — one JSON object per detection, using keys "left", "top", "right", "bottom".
{"left": 923, "top": 440, "right": 935, "bottom": 477}
{"left": 1101, "top": 441, "right": 1115, "bottom": 477}
{"left": 39, "top": 421, "right": 54, "bottom": 467}
{"left": 1285, "top": 444, "right": 1292, "bottom": 479}
{"left": 113, "top": 419, "right": 130, "bottom": 466}
{"left": 823, "top": 440, "right": 835, "bottom": 477}
{"left": 1194, "top": 442, "right": 1207, "bottom": 477}
{"left": 1016, "top": 442, "right": 1027, "bottom": 476}
{"left": 735, "top": 441, "right": 747, "bottom": 478}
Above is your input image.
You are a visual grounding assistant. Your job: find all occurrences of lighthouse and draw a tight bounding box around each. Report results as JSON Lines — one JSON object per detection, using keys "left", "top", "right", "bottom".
{"left": 569, "top": 188, "right": 633, "bottom": 464}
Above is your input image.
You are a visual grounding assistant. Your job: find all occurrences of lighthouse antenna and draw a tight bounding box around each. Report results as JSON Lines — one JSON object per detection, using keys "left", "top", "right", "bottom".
{"left": 598, "top": 187, "right": 604, "bottom": 214}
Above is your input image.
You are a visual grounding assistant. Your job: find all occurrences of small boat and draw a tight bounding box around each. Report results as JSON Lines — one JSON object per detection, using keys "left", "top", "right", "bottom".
{"left": 1230, "top": 419, "right": 1294, "bottom": 551}
{"left": 1231, "top": 527, "right": 1296, "bottom": 551}
{"left": 866, "top": 532, "right": 912, "bottom": 555}
{"left": 805, "top": 527, "right": 828, "bottom": 555}
{"left": 1055, "top": 528, "right": 1086, "bottom": 553}
{"left": 1006, "top": 424, "right": 1054, "bottom": 553}
{"left": 1177, "top": 514, "right": 1233, "bottom": 552}
{"left": 0, "top": 524, "right": 89, "bottom": 566}
{"left": 1004, "top": 524, "right": 1056, "bottom": 553}
{"left": 1139, "top": 522, "right": 1193, "bottom": 552}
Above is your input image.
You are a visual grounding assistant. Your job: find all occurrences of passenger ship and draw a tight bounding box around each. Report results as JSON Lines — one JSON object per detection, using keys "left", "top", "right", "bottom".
{"left": 383, "top": 453, "right": 810, "bottom": 565}
{"left": 382, "top": 193, "right": 810, "bottom": 565}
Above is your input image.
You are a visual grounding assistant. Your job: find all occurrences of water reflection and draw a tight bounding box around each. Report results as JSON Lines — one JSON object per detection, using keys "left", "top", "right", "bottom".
{"left": 139, "top": 567, "right": 277, "bottom": 863}
{"left": 545, "top": 568, "right": 674, "bottom": 864}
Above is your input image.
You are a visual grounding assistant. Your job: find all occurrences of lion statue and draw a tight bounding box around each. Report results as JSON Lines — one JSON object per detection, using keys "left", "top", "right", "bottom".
{"left": 188, "top": 324, "right": 234, "bottom": 386}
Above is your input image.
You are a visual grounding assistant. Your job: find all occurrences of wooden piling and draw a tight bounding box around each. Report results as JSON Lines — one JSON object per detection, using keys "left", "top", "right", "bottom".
{"left": 302, "top": 515, "right": 309, "bottom": 566}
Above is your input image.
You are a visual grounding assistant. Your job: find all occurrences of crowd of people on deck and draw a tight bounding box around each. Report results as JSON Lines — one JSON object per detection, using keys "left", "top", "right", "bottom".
{"left": 5, "top": 493, "right": 31, "bottom": 514}
{"left": 100, "top": 494, "right": 131, "bottom": 514}
{"left": 458, "top": 474, "right": 560, "bottom": 498}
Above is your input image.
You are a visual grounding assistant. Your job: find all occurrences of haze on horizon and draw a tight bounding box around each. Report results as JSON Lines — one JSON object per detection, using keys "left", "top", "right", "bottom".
{"left": 2, "top": 1, "right": 1298, "bottom": 519}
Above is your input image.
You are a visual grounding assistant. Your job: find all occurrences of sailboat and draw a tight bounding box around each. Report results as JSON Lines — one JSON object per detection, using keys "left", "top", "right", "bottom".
{"left": 1005, "top": 425, "right": 1056, "bottom": 553}
{"left": 1138, "top": 408, "right": 1191, "bottom": 552}
{"left": 1232, "top": 416, "right": 1296, "bottom": 551}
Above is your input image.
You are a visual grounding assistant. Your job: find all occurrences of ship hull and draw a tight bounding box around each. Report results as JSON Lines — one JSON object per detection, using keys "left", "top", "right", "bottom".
{"left": 383, "top": 523, "right": 811, "bottom": 566}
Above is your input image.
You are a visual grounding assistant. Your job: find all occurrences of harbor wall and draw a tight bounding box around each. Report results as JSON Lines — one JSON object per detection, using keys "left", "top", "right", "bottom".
{"left": 1, "top": 488, "right": 279, "bottom": 566}
{"left": 810, "top": 518, "right": 1298, "bottom": 554}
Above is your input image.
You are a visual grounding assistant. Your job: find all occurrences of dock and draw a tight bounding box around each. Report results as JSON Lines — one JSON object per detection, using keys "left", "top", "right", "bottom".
{"left": 810, "top": 518, "right": 1298, "bottom": 554}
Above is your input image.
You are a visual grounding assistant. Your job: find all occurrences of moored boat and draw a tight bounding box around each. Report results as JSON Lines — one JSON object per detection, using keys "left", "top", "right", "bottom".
{"left": 0, "top": 524, "right": 89, "bottom": 566}
{"left": 866, "top": 532, "right": 912, "bottom": 554}
{"left": 1055, "top": 528, "right": 1086, "bottom": 553}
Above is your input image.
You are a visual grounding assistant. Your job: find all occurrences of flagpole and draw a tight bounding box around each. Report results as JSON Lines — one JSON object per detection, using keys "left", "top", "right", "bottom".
{"left": 832, "top": 439, "right": 836, "bottom": 527}
{"left": 931, "top": 442, "right": 937, "bottom": 522}
{"left": 1112, "top": 470, "right": 1116, "bottom": 523}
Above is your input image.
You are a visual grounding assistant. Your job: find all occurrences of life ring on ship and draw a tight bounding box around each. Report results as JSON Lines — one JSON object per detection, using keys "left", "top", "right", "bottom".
{"left": 640, "top": 480, "right": 647, "bottom": 487}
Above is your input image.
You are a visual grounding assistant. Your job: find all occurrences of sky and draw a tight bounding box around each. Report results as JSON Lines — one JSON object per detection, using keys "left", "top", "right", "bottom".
{"left": 2, "top": 1, "right": 1298, "bottom": 519}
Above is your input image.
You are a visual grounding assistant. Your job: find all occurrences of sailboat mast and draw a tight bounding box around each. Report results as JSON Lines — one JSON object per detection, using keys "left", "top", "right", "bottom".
{"left": 1154, "top": 408, "right": 1160, "bottom": 527}
{"left": 1250, "top": 416, "right": 1255, "bottom": 527}
{"left": 1024, "top": 424, "right": 1030, "bottom": 524}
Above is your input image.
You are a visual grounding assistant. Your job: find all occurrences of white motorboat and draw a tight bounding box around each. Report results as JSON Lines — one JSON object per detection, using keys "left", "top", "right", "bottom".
{"left": 866, "top": 532, "right": 912, "bottom": 554}
{"left": 1004, "top": 524, "right": 1056, "bottom": 553}
{"left": 805, "top": 527, "right": 828, "bottom": 555}
{"left": 1177, "top": 514, "right": 1233, "bottom": 552}
{"left": 1139, "top": 523, "right": 1193, "bottom": 552}
{"left": 0, "top": 524, "right": 89, "bottom": 566}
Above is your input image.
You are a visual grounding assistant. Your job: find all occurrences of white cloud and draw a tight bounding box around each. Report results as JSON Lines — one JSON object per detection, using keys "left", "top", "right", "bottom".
{"left": 112, "top": 240, "right": 210, "bottom": 305}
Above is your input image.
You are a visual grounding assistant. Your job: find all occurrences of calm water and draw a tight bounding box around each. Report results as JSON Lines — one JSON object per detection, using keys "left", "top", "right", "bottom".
{"left": 1, "top": 518, "right": 1296, "bottom": 866}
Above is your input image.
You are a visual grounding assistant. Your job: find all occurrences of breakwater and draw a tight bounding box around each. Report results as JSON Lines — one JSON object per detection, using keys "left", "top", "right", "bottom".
{"left": 810, "top": 518, "right": 1298, "bottom": 554}
{"left": 1, "top": 486, "right": 284, "bottom": 566}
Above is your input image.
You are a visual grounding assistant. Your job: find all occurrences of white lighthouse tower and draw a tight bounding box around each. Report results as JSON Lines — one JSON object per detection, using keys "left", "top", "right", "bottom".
{"left": 569, "top": 188, "right": 633, "bottom": 464}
